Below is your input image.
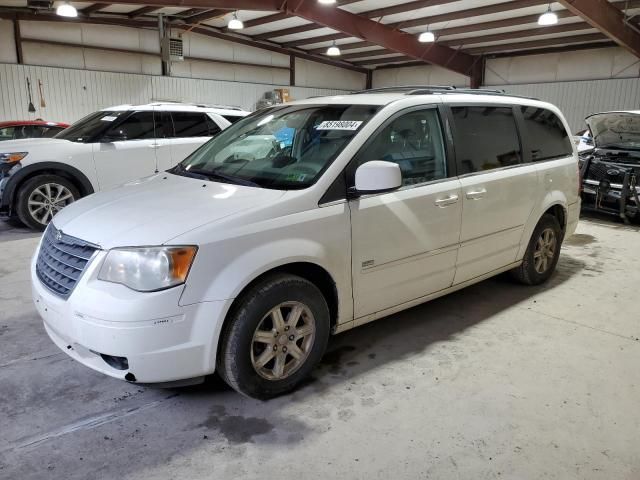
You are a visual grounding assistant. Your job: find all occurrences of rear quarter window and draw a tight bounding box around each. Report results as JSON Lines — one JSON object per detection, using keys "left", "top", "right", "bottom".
{"left": 451, "top": 106, "right": 522, "bottom": 174}
{"left": 520, "top": 106, "right": 573, "bottom": 161}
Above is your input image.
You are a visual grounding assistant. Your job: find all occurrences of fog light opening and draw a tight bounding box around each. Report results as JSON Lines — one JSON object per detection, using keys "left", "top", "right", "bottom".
{"left": 100, "top": 353, "right": 129, "bottom": 370}
{"left": 125, "top": 372, "right": 137, "bottom": 382}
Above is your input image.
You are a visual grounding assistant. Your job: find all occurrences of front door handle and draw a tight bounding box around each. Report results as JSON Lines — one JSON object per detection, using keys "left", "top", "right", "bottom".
{"left": 435, "top": 194, "right": 459, "bottom": 207}
{"left": 466, "top": 188, "right": 487, "bottom": 200}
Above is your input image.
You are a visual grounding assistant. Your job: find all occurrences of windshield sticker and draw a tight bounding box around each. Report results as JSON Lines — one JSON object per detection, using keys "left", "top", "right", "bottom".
{"left": 315, "top": 120, "right": 363, "bottom": 131}
{"left": 101, "top": 116, "right": 118, "bottom": 122}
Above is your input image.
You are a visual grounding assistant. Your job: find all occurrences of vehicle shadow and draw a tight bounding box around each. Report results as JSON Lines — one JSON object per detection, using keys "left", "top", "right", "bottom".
{"left": 579, "top": 210, "right": 640, "bottom": 232}
{"left": 171, "top": 251, "right": 586, "bottom": 441}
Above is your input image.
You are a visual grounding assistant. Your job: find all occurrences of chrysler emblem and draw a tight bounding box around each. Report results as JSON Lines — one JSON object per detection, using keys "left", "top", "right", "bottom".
{"left": 55, "top": 230, "right": 63, "bottom": 242}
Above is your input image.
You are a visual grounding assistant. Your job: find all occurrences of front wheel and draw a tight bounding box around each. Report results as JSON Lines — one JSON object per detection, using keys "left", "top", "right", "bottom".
{"left": 511, "top": 214, "right": 562, "bottom": 285}
{"left": 15, "top": 175, "right": 79, "bottom": 231}
{"left": 217, "top": 273, "right": 330, "bottom": 399}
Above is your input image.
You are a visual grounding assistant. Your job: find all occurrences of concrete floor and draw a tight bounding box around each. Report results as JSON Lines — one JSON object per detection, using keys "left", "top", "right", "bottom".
{"left": 1, "top": 216, "right": 639, "bottom": 480}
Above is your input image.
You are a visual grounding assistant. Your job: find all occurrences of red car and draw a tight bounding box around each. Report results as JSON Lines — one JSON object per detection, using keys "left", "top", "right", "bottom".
{"left": 0, "top": 120, "right": 69, "bottom": 141}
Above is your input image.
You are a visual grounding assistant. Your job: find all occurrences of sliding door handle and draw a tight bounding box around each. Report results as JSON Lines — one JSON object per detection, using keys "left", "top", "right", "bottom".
{"left": 466, "top": 188, "right": 487, "bottom": 200}
{"left": 435, "top": 194, "right": 459, "bottom": 207}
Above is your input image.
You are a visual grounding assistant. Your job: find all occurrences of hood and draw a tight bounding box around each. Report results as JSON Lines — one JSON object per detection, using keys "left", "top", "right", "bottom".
{"left": 586, "top": 111, "right": 640, "bottom": 150}
{"left": 0, "top": 138, "right": 75, "bottom": 156}
{"left": 52, "top": 173, "right": 286, "bottom": 248}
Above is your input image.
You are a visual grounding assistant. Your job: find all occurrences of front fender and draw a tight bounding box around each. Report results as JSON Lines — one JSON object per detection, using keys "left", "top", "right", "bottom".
{"left": 0, "top": 161, "right": 96, "bottom": 211}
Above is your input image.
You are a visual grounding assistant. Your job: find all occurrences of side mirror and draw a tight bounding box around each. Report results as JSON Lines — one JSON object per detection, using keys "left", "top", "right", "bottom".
{"left": 352, "top": 160, "right": 402, "bottom": 196}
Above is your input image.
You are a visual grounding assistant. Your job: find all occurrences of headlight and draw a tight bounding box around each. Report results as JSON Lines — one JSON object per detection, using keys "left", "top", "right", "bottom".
{"left": 98, "top": 246, "right": 197, "bottom": 292}
{"left": 0, "top": 152, "right": 28, "bottom": 163}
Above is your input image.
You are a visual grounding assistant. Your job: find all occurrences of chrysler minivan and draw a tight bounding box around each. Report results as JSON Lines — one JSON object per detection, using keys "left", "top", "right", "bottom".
{"left": 31, "top": 87, "right": 580, "bottom": 398}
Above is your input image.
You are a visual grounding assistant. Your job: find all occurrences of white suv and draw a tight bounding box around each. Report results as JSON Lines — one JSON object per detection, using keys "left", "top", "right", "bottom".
{"left": 31, "top": 87, "right": 580, "bottom": 399}
{"left": 0, "top": 102, "right": 249, "bottom": 230}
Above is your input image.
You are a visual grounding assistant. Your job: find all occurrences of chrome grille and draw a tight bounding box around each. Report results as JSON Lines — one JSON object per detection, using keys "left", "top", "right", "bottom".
{"left": 36, "top": 224, "right": 98, "bottom": 298}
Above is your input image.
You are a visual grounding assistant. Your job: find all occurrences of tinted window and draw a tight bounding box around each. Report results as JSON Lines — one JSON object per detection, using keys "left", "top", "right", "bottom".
{"left": 42, "top": 126, "right": 65, "bottom": 138}
{"left": 171, "top": 112, "right": 209, "bottom": 137}
{"left": 103, "top": 111, "right": 155, "bottom": 141}
{"left": 205, "top": 116, "right": 222, "bottom": 136}
{"left": 521, "top": 106, "right": 572, "bottom": 161}
{"left": 354, "top": 108, "right": 447, "bottom": 186}
{"left": 57, "top": 111, "right": 128, "bottom": 143}
{"left": 0, "top": 127, "right": 15, "bottom": 140}
{"left": 222, "top": 114, "right": 245, "bottom": 124}
{"left": 452, "top": 106, "right": 521, "bottom": 174}
{"left": 155, "top": 111, "right": 174, "bottom": 138}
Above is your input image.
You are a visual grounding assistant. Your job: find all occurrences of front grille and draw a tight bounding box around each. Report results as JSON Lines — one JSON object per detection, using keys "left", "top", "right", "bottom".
{"left": 36, "top": 224, "right": 98, "bottom": 298}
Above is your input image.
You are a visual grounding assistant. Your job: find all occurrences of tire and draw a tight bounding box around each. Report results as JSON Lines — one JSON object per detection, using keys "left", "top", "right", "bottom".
{"left": 217, "top": 273, "right": 330, "bottom": 399}
{"left": 15, "top": 174, "right": 79, "bottom": 231}
{"left": 511, "top": 214, "right": 562, "bottom": 285}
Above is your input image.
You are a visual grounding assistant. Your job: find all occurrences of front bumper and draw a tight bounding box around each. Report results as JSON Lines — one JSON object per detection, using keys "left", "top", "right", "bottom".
{"left": 31, "top": 252, "right": 232, "bottom": 383}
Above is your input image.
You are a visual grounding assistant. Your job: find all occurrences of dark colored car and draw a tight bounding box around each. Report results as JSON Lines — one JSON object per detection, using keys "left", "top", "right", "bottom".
{"left": 579, "top": 111, "right": 640, "bottom": 223}
{"left": 0, "top": 121, "right": 69, "bottom": 141}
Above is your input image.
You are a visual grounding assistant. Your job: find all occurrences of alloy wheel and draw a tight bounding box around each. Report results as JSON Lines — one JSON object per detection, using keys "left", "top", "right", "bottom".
{"left": 533, "top": 227, "right": 557, "bottom": 274}
{"left": 27, "top": 183, "right": 74, "bottom": 226}
{"left": 250, "top": 301, "right": 316, "bottom": 381}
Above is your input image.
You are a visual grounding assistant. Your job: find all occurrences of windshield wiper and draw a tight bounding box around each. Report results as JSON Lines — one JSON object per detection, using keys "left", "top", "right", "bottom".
{"left": 178, "top": 166, "right": 260, "bottom": 188}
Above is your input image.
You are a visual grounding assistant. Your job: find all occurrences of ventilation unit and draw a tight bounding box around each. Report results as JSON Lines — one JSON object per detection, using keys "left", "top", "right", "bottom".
{"left": 161, "top": 37, "right": 184, "bottom": 63}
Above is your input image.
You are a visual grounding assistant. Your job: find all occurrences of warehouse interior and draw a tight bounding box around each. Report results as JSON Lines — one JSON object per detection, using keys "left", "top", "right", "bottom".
{"left": 1, "top": 1, "right": 639, "bottom": 479}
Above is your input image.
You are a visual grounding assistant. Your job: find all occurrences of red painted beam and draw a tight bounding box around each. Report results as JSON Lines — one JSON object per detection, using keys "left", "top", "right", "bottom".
{"left": 283, "top": 0, "right": 477, "bottom": 77}
{"left": 558, "top": 0, "right": 640, "bottom": 58}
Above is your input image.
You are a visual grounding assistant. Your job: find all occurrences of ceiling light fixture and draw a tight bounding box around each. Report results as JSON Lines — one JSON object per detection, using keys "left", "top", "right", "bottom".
{"left": 418, "top": 30, "right": 435, "bottom": 43}
{"left": 228, "top": 11, "right": 244, "bottom": 30}
{"left": 327, "top": 40, "right": 341, "bottom": 56}
{"left": 538, "top": 4, "right": 558, "bottom": 26}
{"left": 318, "top": 0, "right": 337, "bottom": 4}
{"left": 56, "top": 1, "right": 78, "bottom": 17}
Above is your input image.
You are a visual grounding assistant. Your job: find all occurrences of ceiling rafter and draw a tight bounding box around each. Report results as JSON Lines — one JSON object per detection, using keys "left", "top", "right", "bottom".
{"left": 128, "top": 6, "right": 159, "bottom": 18}
{"left": 81, "top": 3, "right": 111, "bottom": 15}
{"left": 558, "top": 0, "right": 640, "bottom": 59}
{"left": 282, "top": 0, "right": 476, "bottom": 76}
{"left": 465, "top": 32, "right": 608, "bottom": 55}
{"left": 181, "top": 9, "right": 229, "bottom": 24}
{"left": 253, "top": 0, "right": 459, "bottom": 40}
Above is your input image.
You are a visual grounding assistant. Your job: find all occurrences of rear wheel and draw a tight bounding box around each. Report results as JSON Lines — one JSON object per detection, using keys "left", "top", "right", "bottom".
{"left": 217, "top": 273, "right": 330, "bottom": 399}
{"left": 15, "top": 175, "right": 79, "bottom": 231}
{"left": 511, "top": 214, "right": 562, "bottom": 285}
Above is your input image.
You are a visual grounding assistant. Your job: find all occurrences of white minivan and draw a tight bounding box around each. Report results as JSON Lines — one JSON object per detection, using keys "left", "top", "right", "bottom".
{"left": 31, "top": 87, "right": 580, "bottom": 399}
{"left": 0, "top": 102, "right": 249, "bottom": 230}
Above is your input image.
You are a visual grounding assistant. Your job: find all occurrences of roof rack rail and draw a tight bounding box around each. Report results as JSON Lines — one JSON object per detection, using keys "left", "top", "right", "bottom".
{"left": 351, "top": 85, "right": 537, "bottom": 100}
{"left": 351, "top": 85, "right": 455, "bottom": 94}
{"left": 148, "top": 101, "right": 244, "bottom": 111}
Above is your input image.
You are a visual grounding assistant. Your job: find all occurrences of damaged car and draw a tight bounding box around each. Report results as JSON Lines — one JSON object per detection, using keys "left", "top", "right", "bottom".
{"left": 579, "top": 110, "right": 640, "bottom": 223}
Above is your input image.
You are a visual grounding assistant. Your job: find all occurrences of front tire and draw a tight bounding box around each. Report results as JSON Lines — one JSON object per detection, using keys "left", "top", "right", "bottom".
{"left": 511, "top": 214, "right": 562, "bottom": 285}
{"left": 217, "top": 273, "right": 330, "bottom": 399}
{"left": 15, "top": 175, "right": 79, "bottom": 231}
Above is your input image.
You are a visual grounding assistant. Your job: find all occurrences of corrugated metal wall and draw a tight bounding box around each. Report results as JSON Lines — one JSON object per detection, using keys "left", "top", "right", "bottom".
{"left": 0, "top": 63, "right": 352, "bottom": 124}
{"left": 488, "top": 78, "right": 640, "bottom": 133}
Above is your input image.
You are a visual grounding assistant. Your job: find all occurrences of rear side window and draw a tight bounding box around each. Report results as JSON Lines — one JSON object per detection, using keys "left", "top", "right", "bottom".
{"left": 520, "top": 106, "right": 572, "bottom": 161}
{"left": 222, "top": 115, "right": 244, "bottom": 124}
{"left": 205, "top": 116, "right": 222, "bottom": 136}
{"left": 171, "top": 112, "right": 210, "bottom": 137}
{"left": 41, "top": 126, "right": 65, "bottom": 138}
{"left": 452, "top": 106, "right": 521, "bottom": 174}
{"left": 103, "top": 111, "right": 155, "bottom": 141}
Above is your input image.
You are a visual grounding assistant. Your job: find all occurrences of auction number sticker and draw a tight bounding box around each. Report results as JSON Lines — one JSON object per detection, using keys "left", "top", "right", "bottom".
{"left": 315, "top": 120, "right": 363, "bottom": 131}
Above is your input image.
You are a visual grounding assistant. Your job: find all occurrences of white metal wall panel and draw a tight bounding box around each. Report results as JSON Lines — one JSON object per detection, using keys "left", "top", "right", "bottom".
{"left": 488, "top": 78, "right": 640, "bottom": 132}
{"left": 0, "top": 63, "right": 351, "bottom": 123}
{"left": 372, "top": 65, "right": 470, "bottom": 88}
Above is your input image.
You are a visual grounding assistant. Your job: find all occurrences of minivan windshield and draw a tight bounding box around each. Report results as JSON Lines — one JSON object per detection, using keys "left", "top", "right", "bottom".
{"left": 173, "top": 104, "right": 379, "bottom": 190}
{"left": 56, "top": 111, "right": 127, "bottom": 143}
